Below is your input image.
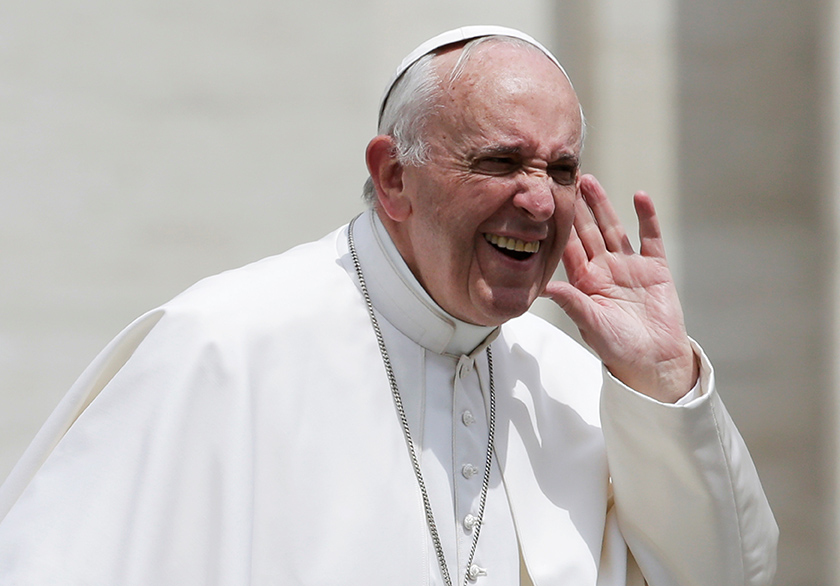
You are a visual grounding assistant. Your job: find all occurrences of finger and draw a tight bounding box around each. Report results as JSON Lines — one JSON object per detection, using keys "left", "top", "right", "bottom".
{"left": 572, "top": 186, "right": 607, "bottom": 260}
{"left": 580, "top": 175, "right": 634, "bottom": 254}
{"left": 634, "top": 192, "right": 666, "bottom": 258}
{"left": 541, "top": 280, "right": 595, "bottom": 332}
{"left": 561, "top": 226, "right": 588, "bottom": 282}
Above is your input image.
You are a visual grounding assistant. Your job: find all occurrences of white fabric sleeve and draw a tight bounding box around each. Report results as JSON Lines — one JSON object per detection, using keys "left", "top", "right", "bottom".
{"left": 600, "top": 340, "right": 778, "bottom": 586}
{"left": 0, "top": 309, "right": 165, "bottom": 521}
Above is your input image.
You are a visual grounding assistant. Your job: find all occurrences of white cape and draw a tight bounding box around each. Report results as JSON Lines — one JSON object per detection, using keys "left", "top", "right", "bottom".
{"left": 0, "top": 217, "right": 777, "bottom": 585}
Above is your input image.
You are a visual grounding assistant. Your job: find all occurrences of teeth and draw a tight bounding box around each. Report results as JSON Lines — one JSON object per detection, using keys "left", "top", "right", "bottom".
{"left": 484, "top": 233, "right": 540, "bottom": 254}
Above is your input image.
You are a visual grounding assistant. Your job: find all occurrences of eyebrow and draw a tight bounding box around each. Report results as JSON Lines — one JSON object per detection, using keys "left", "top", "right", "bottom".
{"left": 469, "top": 146, "right": 579, "bottom": 167}
{"left": 468, "top": 145, "right": 522, "bottom": 160}
{"left": 550, "top": 153, "right": 580, "bottom": 167}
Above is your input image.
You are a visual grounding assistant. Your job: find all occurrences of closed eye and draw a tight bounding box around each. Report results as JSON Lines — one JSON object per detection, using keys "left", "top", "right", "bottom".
{"left": 547, "top": 164, "right": 577, "bottom": 185}
{"left": 472, "top": 156, "right": 520, "bottom": 175}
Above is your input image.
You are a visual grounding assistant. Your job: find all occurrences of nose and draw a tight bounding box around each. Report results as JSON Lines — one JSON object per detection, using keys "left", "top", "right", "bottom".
{"left": 513, "top": 170, "right": 555, "bottom": 222}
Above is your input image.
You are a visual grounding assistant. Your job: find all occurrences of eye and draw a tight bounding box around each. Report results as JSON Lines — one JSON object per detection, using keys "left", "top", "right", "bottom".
{"left": 547, "top": 163, "right": 578, "bottom": 186}
{"left": 472, "top": 156, "right": 520, "bottom": 175}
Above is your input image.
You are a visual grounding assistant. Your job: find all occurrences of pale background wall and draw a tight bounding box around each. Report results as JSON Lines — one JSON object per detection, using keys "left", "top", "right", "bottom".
{"left": 677, "top": 2, "right": 830, "bottom": 584}
{"left": 1, "top": 0, "right": 837, "bottom": 584}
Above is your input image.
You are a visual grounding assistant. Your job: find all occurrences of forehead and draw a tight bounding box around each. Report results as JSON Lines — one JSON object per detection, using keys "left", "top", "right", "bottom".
{"left": 429, "top": 42, "right": 582, "bottom": 154}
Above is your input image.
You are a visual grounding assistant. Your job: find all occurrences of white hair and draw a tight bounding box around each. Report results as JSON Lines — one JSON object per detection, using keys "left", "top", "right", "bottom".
{"left": 361, "top": 51, "right": 441, "bottom": 205}
{"left": 361, "top": 36, "right": 586, "bottom": 206}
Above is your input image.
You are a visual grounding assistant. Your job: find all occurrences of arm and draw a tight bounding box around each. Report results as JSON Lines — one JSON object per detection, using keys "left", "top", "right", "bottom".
{"left": 542, "top": 174, "right": 777, "bottom": 584}
{"left": 601, "top": 342, "right": 777, "bottom": 585}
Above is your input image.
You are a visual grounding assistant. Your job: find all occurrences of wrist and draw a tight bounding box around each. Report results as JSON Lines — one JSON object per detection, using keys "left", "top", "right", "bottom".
{"left": 609, "top": 346, "right": 699, "bottom": 403}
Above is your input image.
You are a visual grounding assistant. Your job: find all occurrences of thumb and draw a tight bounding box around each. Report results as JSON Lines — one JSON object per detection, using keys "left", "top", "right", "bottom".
{"left": 541, "top": 281, "right": 596, "bottom": 332}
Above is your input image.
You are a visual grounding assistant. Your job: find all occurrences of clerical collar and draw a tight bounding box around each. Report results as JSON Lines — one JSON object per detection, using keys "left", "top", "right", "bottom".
{"left": 346, "top": 210, "right": 497, "bottom": 357}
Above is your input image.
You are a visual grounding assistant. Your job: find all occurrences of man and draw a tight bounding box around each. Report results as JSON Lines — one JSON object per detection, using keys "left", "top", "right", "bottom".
{"left": 0, "top": 26, "right": 776, "bottom": 585}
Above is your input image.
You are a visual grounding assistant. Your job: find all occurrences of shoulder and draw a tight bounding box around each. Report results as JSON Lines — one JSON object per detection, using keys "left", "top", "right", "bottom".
{"left": 133, "top": 224, "right": 365, "bottom": 352}
{"left": 175, "top": 226, "right": 348, "bottom": 305}
{"left": 166, "top": 225, "right": 355, "bottom": 319}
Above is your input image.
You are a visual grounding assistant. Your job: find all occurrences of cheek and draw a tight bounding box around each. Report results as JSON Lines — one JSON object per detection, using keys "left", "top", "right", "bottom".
{"left": 434, "top": 198, "right": 492, "bottom": 246}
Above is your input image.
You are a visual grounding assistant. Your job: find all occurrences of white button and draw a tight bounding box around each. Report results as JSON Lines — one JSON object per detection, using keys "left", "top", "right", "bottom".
{"left": 463, "top": 514, "right": 479, "bottom": 532}
{"left": 462, "top": 410, "right": 476, "bottom": 426}
{"left": 457, "top": 357, "right": 473, "bottom": 378}
{"left": 462, "top": 463, "right": 479, "bottom": 479}
{"left": 468, "top": 564, "right": 487, "bottom": 581}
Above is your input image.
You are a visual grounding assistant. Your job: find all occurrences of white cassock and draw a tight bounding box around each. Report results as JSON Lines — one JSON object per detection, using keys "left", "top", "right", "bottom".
{"left": 0, "top": 210, "right": 777, "bottom": 585}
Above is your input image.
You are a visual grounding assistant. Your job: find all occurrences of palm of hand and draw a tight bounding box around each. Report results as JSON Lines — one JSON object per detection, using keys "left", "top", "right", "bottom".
{"left": 543, "top": 175, "right": 697, "bottom": 402}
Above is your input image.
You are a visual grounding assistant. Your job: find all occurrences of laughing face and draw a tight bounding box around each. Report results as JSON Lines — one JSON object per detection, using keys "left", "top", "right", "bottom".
{"left": 373, "top": 41, "right": 583, "bottom": 327}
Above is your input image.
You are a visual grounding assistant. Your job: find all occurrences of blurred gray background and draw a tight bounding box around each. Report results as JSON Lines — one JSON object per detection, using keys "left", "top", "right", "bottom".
{"left": 1, "top": 1, "right": 838, "bottom": 584}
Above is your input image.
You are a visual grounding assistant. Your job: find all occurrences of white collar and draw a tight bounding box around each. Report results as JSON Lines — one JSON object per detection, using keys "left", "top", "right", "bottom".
{"left": 347, "top": 210, "right": 497, "bottom": 357}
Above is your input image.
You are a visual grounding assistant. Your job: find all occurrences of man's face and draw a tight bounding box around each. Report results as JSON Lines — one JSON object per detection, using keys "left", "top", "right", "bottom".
{"left": 386, "top": 42, "right": 582, "bottom": 327}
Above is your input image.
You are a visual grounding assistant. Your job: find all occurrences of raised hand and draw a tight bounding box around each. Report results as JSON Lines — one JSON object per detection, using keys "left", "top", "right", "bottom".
{"left": 542, "top": 174, "right": 698, "bottom": 403}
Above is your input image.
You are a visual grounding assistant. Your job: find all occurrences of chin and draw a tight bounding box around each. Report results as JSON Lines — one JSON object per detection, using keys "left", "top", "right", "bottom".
{"left": 474, "top": 293, "right": 536, "bottom": 326}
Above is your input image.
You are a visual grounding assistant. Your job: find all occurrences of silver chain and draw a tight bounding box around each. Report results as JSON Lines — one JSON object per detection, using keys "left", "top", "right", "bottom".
{"left": 348, "top": 217, "right": 496, "bottom": 586}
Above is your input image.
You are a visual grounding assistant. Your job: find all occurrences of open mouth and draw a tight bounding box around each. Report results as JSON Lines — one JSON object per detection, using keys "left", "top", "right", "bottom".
{"left": 484, "top": 233, "right": 540, "bottom": 261}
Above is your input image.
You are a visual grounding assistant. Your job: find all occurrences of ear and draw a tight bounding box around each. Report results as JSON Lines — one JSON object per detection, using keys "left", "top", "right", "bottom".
{"left": 365, "top": 135, "right": 412, "bottom": 222}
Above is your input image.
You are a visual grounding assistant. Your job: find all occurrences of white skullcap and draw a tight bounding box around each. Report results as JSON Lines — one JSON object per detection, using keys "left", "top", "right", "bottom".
{"left": 378, "top": 25, "right": 571, "bottom": 123}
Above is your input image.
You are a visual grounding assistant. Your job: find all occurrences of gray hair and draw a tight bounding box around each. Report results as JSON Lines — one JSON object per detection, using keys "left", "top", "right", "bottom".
{"left": 361, "top": 51, "right": 442, "bottom": 205}
{"left": 361, "top": 36, "right": 585, "bottom": 206}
